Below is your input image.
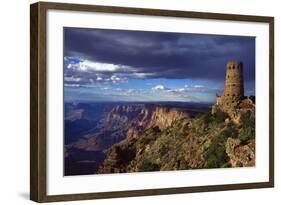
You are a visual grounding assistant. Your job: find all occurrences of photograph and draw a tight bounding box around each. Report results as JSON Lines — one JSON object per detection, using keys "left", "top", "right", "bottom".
{"left": 63, "top": 27, "right": 256, "bottom": 176}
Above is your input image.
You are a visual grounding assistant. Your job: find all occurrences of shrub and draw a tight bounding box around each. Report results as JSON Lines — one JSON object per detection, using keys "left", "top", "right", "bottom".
{"left": 138, "top": 160, "right": 160, "bottom": 172}
{"left": 202, "top": 111, "right": 213, "bottom": 125}
{"left": 202, "top": 110, "right": 228, "bottom": 127}
{"left": 239, "top": 127, "right": 255, "bottom": 142}
{"left": 205, "top": 154, "right": 219, "bottom": 168}
{"left": 240, "top": 111, "right": 255, "bottom": 129}
{"left": 221, "top": 126, "right": 238, "bottom": 139}
{"left": 205, "top": 142, "right": 229, "bottom": 168}
{"left": 239, "top": 111, "right": 255, "bottom": 142}
{"left": 205, "top": 126, "right": 237, "bottom": 169}
{"left": 213, "top": 110, "right": 228, "bottom": 124}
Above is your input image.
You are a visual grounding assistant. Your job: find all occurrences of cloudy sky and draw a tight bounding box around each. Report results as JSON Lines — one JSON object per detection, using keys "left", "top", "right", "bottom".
{"left": 63, "top": 27, "right": 255, "bottom": 103}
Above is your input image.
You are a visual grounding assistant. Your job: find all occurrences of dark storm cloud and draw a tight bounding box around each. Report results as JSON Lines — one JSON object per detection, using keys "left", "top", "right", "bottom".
{"left": 64, "top": 27, "right": 255, "bottom": 83}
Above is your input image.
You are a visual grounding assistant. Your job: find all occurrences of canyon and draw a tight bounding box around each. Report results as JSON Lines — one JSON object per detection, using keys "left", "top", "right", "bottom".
{"left": 64, "top": 102, "right": 207, "bottom": 175}
{"left": 64, "top": 100, "right": 255, "bottom": 176}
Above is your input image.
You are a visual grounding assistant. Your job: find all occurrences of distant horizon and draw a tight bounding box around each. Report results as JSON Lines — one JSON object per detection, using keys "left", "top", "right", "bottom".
{"left": 64, "top": 95, "right": 256, "bottom": 104}
{"left": 64, "top": 100, "right": 215, "bottom": 104}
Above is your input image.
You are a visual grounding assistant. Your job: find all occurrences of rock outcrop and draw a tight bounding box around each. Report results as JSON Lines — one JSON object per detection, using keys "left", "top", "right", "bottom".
{"left": 226, "top": 138, "right": 255, "bottom": 167}
{"left": 148, "top": 107, "right": 190, "bottom": 130}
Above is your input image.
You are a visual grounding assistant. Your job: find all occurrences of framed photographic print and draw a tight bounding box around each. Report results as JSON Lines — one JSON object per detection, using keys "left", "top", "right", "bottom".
{"left": 30, "top": 1, "right": 274, "bottom": 202}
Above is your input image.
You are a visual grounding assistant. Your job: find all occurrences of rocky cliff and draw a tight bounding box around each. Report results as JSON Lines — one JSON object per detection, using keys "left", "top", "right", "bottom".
{"left": 70, "top": 104, "right": 199, "bottom": 152}
{"left": 226, "top": 138, "right": 255, "bottom": 167}
{"left": 148, "top": 107, "right": 190, "bottom": 130}
{"left": 98, "top": 102, "right": 255, "bottom": 174}
{"left": 70, "top": 104, "right": 154, "bottom": 151}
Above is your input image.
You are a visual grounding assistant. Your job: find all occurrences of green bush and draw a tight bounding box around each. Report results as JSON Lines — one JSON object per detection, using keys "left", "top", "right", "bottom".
{"left": 202, "top": 110, "right": 228, "bottom": 127}
{"left": 203, "top": 111, "right": 213, "bottom": 125}
{"left": 238, "top": 111, "right": 255, "bottom": 142}
{"left": 221, "top": 126, "right": 238, "bottom": 139}
{"left": 138, "top": 160, "right": 160, "bottom": 172}
{"left": 205, "top": 126, "right": 237, "bottom": 169}
{"left": 240, "top": 111, "right": 255, "bottom": 129}
{"left": 205, "top": 154, "right": 219, "bottom": 168}
{"left": 239, "top": 127, "right": 255, "bottom": 142}
{"left": 205, "top": 142, "right": 229, "bottom": 168}
{"left": 213, "top": 110, "right": 228, "bottom": 124}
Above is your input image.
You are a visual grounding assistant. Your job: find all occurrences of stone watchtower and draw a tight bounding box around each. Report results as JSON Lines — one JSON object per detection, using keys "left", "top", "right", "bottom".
{"left": 224, "top": 61, "right": 244, "bottom": 100}
{"left": 214, "top": 61, "right": 245, "bottom": 113}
